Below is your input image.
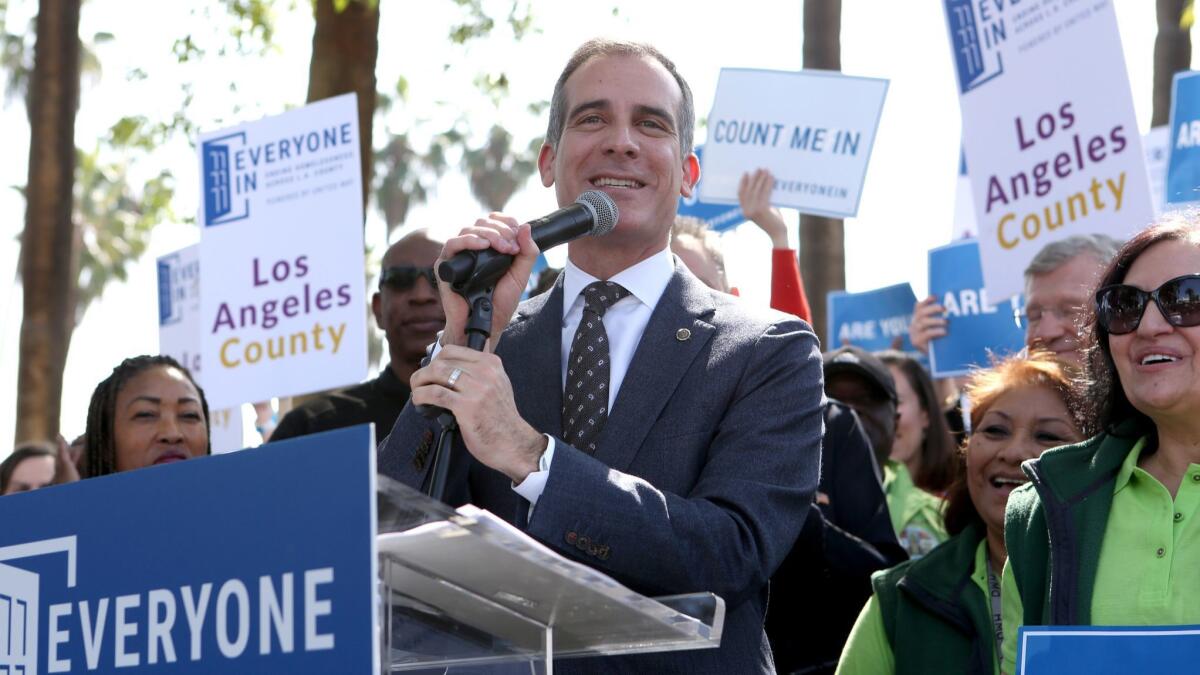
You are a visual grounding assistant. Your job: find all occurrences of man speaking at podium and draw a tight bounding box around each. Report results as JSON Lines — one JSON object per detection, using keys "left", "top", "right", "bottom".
{"left": 379, "top": 38, "right": 824, "bottom": 674}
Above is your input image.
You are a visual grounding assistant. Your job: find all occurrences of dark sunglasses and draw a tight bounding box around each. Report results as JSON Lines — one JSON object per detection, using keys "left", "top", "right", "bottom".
{"left": 379, "top": 265, "right": 437, "bottom": 291}
{"left": 1095, "top": 274, "right": 1200, "bottom": 335}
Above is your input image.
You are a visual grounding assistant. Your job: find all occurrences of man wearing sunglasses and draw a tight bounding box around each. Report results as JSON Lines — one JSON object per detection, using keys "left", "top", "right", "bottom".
{"left": 272, "top": 230, "right": 444, "bottom": 442}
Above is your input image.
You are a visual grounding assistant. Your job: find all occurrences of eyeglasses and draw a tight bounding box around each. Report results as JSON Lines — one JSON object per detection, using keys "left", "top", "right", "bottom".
{"left": 379, "top": 266, "right": 437, "bottom": 291}
{"left": 1095, "top": 274, "right": 1200, "bottom": 335}
{"left": 1012, "top": 303, "right": 1086, "bottom": 331}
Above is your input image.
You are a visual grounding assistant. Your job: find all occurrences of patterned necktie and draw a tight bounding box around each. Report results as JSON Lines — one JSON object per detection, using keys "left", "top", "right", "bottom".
{"left": 562, "top": 280, "right": 629, "bottom": 454}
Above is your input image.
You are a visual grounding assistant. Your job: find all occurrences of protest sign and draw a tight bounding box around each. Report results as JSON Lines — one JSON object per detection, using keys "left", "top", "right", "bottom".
{"left": 1145, "top": 126, "right": 1169, "bottom": 215}
{"left": 927, "top": 239, "right": 1025, "bottom": 378}
{"left": 826, "top": 283, "right": 917, "bottom": 353}
{"left": 945, "top": 0, "right": 1154, "bottom": 301}
{"left": 699, "top": 68, "right": 888, "bottom": 218}
{"left": 678, "top": 145, "right": 744, "bottom": 231}
{"left": 197, "top": 93, "right": 366, "bottom": 409}
{"left": 1167, "top": 71, "right": 1200, "bottom": 207}
{"left": 0, "top": 425, "right": 378, "bottom": 674}
{"left": 156, "top": 244, "right": 244, "bottom": 452}
{"left": 1017, "top": 625, "right": 1200, "bottom": 675}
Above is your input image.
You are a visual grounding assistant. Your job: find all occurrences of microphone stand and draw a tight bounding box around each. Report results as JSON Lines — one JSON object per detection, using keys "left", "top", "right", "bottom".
{"left": 423, "top": 249, "right": 515, "bottom": 502}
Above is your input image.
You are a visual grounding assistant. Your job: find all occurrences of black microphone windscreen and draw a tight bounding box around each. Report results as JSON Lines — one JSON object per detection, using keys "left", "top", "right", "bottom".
{"left": 575, "top": 190, "right": 618, "bottom": 237}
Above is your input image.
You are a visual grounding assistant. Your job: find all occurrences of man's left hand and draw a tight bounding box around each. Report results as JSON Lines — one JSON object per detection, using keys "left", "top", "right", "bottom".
{"left": 410, "top": 345, "right": 548, "bottom": 483}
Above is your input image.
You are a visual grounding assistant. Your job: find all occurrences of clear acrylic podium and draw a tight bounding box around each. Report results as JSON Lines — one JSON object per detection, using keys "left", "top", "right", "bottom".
{"left": 377, "top": 475, "right": 725, "bottom": 673}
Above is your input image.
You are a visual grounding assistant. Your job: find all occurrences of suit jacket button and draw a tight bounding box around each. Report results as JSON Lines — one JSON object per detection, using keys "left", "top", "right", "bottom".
{"left": 577, "top": 535, "right": 590, "bottom": 551}
{"left": 565, "top": 531, "right": 577, "bottom": 545}
{"left": 597, "top": 545, "right": 610, "bottom": 560}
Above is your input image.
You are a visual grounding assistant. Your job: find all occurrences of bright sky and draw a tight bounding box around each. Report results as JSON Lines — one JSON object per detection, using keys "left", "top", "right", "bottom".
{"left": 0, "top": 0, "right": 1184, "bottom": 454}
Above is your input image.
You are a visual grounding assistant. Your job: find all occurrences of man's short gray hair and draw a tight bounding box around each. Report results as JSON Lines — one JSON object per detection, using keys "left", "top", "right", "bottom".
{"left": 1023, "top": 234, "right": 1122, "bottom": 281}
{"left": 545, "top": 38, "right": 695, "bottom": 158}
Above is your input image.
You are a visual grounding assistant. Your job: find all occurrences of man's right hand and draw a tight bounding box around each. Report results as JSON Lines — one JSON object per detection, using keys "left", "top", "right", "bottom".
{"left": 436, "top": 214, "right": 540, "bottom": 349}
{"left": 909, "top": 295, "right": 948, "bottom": 355}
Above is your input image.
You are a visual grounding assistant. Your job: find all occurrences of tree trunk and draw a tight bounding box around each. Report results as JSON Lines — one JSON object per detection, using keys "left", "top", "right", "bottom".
{"left": 16, "top": 0, "right": 82, "bottom": 444}
{"left": 1153, "top": 0, "right": 1192, "bottom": 127}
{"left": 307, "top": 0, "right": 380, "bottom": 211}
{"left": 799, "top": 0, "right": 843, "bottom": 344}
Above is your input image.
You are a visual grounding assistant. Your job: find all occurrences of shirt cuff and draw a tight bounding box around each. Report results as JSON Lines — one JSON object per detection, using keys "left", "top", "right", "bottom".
{"left": 512, "top": 435, "right": 556, "bottom": 510}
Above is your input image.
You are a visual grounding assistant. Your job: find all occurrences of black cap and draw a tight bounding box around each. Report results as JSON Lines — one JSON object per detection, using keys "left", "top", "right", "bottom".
{"left": 822, "top": 345, "right": 898, "bottom": 404}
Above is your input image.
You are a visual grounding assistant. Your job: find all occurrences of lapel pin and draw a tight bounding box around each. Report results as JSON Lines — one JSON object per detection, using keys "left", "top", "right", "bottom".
{"left": 676, "top": 328, "right": 692, "bottom": 342}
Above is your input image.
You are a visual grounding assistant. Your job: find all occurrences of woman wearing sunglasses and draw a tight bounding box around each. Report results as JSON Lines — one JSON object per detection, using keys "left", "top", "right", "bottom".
{"left": 1001, "top": 218, "right": 1200, "bottom": 672}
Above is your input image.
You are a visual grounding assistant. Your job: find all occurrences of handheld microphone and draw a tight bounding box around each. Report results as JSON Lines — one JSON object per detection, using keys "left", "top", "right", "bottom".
{"left": 437, "top": 190, "right": 618, "bottom": 287}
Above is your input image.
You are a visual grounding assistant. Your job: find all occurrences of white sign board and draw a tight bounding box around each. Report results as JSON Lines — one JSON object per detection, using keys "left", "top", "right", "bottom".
{"left": 156, "top": 244, "right": 245, "bottom": 453}
{"left": 945, "top": 0, "right": 1153, "bottom": 301}
{"left": 197, "top": 93, "right": 366, "bottom": 409}
{"left": 699, "top": 68, "right": 888, "bottom": 218}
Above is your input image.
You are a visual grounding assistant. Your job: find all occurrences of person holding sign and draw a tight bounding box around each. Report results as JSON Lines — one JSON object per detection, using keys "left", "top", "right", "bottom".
{"left": 83, "top": 355, "right": 211, "bottom": 477}
{"left": 837, "top": 351, "right": 1082, "bottom": 675}
{"left": 910, "top": 234, "right": 1120, "bottom": 370}
{"left": 739, "top": 168, "right": 812, "bottom": 322}
{"left": 379, "top": 38, "right": 823, "bottom": 673}
{"left": 1001, "top": 218, "right": 1200, "bottom": 672}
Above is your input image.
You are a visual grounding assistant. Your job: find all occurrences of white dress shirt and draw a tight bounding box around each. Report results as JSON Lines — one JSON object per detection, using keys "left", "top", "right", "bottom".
{"left": 512, "top": 247, "right": 676, "bottom": 509}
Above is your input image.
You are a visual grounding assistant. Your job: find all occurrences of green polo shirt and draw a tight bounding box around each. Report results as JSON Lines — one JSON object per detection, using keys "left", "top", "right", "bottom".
{"left": 836, "top": 539, "right": 999, "bottom": 675}
{"left": 1001, "top": 437, "right": 1200, "bottom": 673}
{"left": 883, "top": 460, "right": 948, "bottom": 559}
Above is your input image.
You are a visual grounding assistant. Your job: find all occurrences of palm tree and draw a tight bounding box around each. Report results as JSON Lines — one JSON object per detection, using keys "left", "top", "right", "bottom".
{"left": 799, "top": 0, "right": 843, "bottom": 343}
{"left": 307, "top": 0, "right": 380, "bottom": 210}
{"left": 1153, "top": 0, "right": 1192, "bottom": 126}
{"left": 16, "top": 0, "right": 82, "bottom": 444}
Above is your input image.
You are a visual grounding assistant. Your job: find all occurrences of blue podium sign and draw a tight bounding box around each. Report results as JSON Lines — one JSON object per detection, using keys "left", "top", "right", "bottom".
{"left": 928, "top": 239, "right": 1025, "bottom": 378}
{"left": 826, "top": 283, "right": 917, "bottom": 353}
{"left": 1017, "top": 625, "right": 1200, "bottom": 674}
{"left": 0, "top": 425, "right": 378, "bottom": 674}
{"left": 678, "top": 145, "right": 744, "bottom": 231}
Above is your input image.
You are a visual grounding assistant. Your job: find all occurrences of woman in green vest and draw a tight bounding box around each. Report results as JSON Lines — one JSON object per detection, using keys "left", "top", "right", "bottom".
{"left": 1002, "top": 218, "right": 1200, "bottom": 672}
{"left": 837, "top": 352, "right": 1083, "bottom": 675}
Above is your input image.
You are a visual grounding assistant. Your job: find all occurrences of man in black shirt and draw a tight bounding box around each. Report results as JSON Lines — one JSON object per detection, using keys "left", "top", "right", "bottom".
{"left": 271, "top": 230, "right": 444, "bottom": 442}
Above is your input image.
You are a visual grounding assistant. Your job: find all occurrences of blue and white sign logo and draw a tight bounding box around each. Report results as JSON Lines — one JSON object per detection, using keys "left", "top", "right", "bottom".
{"left": 201, "top": 132, "right": 252, "bottom": 227}
{"left": 945, "top": 0, "right": 1005, "bottom": 93}
{"left": 0, "top": 426, "right": 378, "bottom": 674}
{"left": 0, "top": 537, "right": 76, "bottom": 674}
{"left": 157, "top": 252, "right": 199, "bottom": 327}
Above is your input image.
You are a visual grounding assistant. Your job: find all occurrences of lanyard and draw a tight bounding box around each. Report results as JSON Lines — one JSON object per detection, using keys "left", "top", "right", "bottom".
{"left": 985, "top": 556, "right": 1004, "bottom": 661}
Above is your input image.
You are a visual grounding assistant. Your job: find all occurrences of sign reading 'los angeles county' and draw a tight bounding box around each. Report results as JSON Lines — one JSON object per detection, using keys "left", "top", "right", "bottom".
{"left": 197, "top": 93, "right": 367, "bottom": 408}
{"left": 0, "top": 425, "right": 378, "bottom": 674}
{"left": 944, "top": 0, "right": 1154, "bottom": 301}
{"left": 698, "top": 68, "right": 888, "bottom": 218}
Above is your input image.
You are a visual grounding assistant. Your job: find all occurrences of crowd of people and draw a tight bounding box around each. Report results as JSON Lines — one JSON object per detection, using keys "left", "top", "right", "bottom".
{"left": 7, "top": 36, "right": 1200, "bottom": 675}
